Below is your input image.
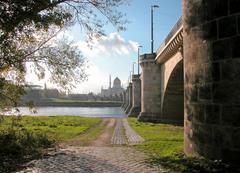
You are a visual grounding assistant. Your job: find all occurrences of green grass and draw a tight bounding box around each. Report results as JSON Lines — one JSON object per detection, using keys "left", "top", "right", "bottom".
{"left": 128, "top": 118, "right": 234, "bottom": 173}
{"left": 0, "top": 116, "right": 101, "bottom": 141}
{"left": 0, "top": 116, "right": 102, "bottom": 172}
{"left": 66, "top": 120, "right": 106, "bottom": 146}
{"left": 128, "top": 118, "right": 183, "bottom": 158}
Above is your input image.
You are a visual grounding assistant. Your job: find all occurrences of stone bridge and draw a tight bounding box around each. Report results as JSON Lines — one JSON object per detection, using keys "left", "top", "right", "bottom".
{"left": 122, "top": 0, "right": 240, "bottom": 164}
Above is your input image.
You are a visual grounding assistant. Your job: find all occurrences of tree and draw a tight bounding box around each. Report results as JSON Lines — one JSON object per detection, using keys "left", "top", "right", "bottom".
{"left": 0, "top": 0, "right": 128, "bottom": 110}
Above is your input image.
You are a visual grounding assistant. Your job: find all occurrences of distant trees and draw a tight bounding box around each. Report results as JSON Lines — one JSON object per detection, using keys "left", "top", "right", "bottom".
{"left": 0, "top": 0, "right": 128, "bottom": 110}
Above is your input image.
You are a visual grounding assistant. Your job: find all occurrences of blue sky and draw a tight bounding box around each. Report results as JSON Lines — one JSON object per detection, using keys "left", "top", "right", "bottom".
{"left": 28, "top": 0, "right": 182, "bottom": 93}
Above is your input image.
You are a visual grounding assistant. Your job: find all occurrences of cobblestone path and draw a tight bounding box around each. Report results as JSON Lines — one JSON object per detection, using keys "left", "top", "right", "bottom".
{"left": 17, "top": 119, "right": 161, "bottom": 173}
{"left": 111, "top": 118, "right": 144, "bottom": 145}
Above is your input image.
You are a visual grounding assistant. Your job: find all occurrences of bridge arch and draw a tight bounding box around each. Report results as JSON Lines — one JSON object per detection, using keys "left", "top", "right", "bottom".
{"left": 161, "top": 57, "right": 183, "bottom": 124}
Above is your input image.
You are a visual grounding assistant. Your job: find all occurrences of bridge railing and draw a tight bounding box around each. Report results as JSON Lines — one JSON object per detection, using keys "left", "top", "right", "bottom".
{"left": 156, "top": 16, "right": 182, "bottom": 55}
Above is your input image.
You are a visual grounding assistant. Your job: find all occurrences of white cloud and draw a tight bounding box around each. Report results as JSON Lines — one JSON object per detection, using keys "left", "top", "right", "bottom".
{"left": 75, "top": 32, "right": 139, "bottom": 59}
{"left": 25, "top": 32, "right": 139, "bottom": 93}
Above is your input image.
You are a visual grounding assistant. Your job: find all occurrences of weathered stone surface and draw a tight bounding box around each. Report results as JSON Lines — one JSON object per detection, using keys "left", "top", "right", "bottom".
{"left": 123, "top": 86, "right": 129, "bottom": 111}
{"left": 218, "top": 16, "right": 237, "bottom": 39}
{"left": 229, "top": 0, "right": 240, "bottom": 14}
{"left": 128, "top": 75, "right": 141, "bottom": 117}
{"left": 125, "top": 83, "right": 133, "bottom": 114}
{"left": 138, "top": 53, "right": 162, "bottom": 122}
{"left": 212, "top": 39, "right": 232, "bottom": 61}
{"left": 183, "top": 0, "right": 240, "bottom": 163}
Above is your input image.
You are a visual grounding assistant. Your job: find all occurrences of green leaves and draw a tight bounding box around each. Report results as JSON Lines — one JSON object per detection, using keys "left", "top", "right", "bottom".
{"left": 0, "top": 0, "right": 127, "bottom": 109}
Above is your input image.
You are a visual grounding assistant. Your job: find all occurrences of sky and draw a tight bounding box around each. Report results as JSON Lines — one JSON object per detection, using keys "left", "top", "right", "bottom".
{"left": 27, "top": 0, "right": 182, "bottom": 94}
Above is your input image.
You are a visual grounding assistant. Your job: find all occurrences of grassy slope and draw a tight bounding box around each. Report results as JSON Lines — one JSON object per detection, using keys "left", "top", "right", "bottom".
{"left": 0, "top": 116, "right": 103, "bottom": 172}
{"left": 128, "top": 118, "right": 184, "bottom": 157}
{"left": 0, "top": 116, "right": 102, "bottom": 142}
{"left": 128, "top": 118, "right": 234, "bottom": 173}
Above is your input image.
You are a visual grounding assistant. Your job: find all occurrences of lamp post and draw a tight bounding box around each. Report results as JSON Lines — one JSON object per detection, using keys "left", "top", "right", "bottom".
{"left": 137, "top": 45, "right": 142, "bottom": 75}
{"left": 129, "top": 71, "right": 132, "bottom": 82}
{"left": 151, "top": 5, "right": 159, "bottom": 54}
{"left": 133, "top": 62, "right": 136, "bottom": 75}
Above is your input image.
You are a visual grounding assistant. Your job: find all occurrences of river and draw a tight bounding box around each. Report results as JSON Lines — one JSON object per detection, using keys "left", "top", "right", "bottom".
{"left": 16, "top": 107, "right": 126, "bottom": 118}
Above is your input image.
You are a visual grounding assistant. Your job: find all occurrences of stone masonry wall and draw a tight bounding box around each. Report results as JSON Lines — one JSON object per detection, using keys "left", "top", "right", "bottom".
{"left": 128, "top": 74, "right": 141, "bottom": 117}
{"left": 124, "top": 87, "right": 129, "bottom": 110}
{"left": 183, "top": 0, "right": 240, "bottom": 162}
{"left": 125, "top": 83, "right": 133, "bottom": 114}
{"left": 138, "top": 54, "right": 162, "bottom": 122}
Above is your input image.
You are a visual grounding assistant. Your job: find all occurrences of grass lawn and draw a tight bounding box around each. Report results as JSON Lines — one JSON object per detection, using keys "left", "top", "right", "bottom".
{"left": 0, "top": 116, "right": 102, "bottom": 141}
{"left": 128, "top": 118, "right": 231, "bottom": 173}
{"left": 0, "top": 116, "right": 102, "bottom": 172}
{"left": 128, "top": 118, "right": 184, "bottom": 158}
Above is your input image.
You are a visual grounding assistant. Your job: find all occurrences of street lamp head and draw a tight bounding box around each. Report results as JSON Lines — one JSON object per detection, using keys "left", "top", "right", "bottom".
{"left": 152, "top": 5, "right": 159, "bottom": 8}
{"left": 138, "top": 45, "right": 143, "bottom": 48}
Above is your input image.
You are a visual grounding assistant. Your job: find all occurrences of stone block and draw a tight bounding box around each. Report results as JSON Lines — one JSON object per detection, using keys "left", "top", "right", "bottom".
{"left": 192, "top": 123, "right": 212, "bottom": 144}
{"left": 212, "top": 39, "right": 232, "bottom": 61}
{"left": 221, "top": 60, "right": 240, "bottom": 81}
{"left": 238, "top": 15, "right": 240, "bottom": 34}
{"left": 198, "top": 84, "right": 212, "bottom": 101}
{"left": 218, "top": 16, "right": 237, "bottom": 39}
{"left": 201, "top": 21, "right": 217, "bottom": 40}
{"left": 232, "top": 36, "right": 240, "bottom": 58}
{"left": 138, "top": 112, "right": 161, "bottom": 123}
{"left": 204, "top": 62, "right": 220, "bottom": 83}
{"left": 193, "top": 104, "right": 205, "bottom": 123}
{"left": 205, "top": 105, "right": 220, "bottom": 124}
{"left": 212, "top": 127, "right": 233, "bottom": 148}
{"left": 202, "top": 0, "right": 228, "bottom": 22}
{"left": 222, "top": 149, "right": 240, "bottom": 164}
{"left": 204, "top": 144, "right": 221, "bottom": 160}
{"left": 213, "top": 82, "right": 240, "bottom": 104}
{"left": 232, "top": 128, "right": 240, "bottom": 148}
{"left": 185, "top": 103, "right": 193, "bottom": 122}
{"left": 229, "top": 0, "right": 240, "bottom": 14}
{"left": 222, "top": 105, "right": 240, "bottom": 126}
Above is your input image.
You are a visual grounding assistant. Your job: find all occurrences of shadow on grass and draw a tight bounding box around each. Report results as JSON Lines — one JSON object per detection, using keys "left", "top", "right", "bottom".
{"left": 147, "top": 153, "right": 240, "bottom": 173}
{"left": 0, "top": 128, "right": 54, "bottom": 173}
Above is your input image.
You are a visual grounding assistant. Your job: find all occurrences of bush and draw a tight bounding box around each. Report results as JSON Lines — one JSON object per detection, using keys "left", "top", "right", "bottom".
{"left": 0, "top": 128, "right": 54, "bottom": 172}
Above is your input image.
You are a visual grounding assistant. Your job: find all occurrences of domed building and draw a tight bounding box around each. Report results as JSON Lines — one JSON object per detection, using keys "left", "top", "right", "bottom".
{"left": 113, "top": 77, "right": 121, "bottom": 89}
{"left": 101, "top": 75, "right": 124, "bottom": 97}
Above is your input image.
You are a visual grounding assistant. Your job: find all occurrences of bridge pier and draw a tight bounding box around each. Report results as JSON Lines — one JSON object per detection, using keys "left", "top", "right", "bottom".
{"left": 121, "top": 91, "right": 126, "bottom": 108}
{"left": 138, "top": 53, "right": 162, "bottom": 122}
{"left": 128, "top": 74, "right": 141, "bottom": 117}
{"left": 183, "top": 0, "right": 240, "bottom": 162}
{"left": 123, "top": 87, "right": 129, "bottom": 111}
{"left": 125, "top": 82, "right": 133, "bottom": 114}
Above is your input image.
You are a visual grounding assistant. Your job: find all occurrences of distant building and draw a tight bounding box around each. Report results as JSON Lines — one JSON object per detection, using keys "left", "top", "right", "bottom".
{"left": 101, "top": 75, "right": 124, "bottom": 97}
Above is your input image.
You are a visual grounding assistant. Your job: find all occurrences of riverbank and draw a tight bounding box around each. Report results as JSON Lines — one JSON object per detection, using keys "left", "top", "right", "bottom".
{"left": 21, "top": 99, "right": 122, "bottom": 107}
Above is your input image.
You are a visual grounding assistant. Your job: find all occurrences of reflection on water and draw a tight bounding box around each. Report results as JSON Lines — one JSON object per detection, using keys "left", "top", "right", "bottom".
{"left": 17, "top": 107, "right": 126, "bottom": 118}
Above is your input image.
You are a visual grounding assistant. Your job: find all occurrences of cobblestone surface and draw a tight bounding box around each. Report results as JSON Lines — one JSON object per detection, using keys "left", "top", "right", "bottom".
{"left": 122, "top": 119, "right": 144, "bottom": 145}
{"left": 111, "top": 119, "right": 128, "bottom": 145}
{"left": 17, "top": 119, "right": 158, "bottom": 173}
{"left": 111, "top": 118, "right": 144, "bottom": 145}
{"left": 17, "top": 147, "right": 161, "bottom": 173}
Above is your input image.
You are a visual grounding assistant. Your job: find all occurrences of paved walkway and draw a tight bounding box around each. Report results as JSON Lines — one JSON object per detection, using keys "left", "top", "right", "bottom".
{"left": 17, "top": 118, "right": 161, "bottom": 173}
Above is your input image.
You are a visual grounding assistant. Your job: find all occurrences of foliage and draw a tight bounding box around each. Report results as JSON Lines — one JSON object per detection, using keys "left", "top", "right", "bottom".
{"left": 0, "top": 0, "right": 128, "bottom": 110}
{"left": 0, "top": 128, "right": 53, "bottom": 172}
{"left": 0, "top": 116, "right": 102, "bottom": 172}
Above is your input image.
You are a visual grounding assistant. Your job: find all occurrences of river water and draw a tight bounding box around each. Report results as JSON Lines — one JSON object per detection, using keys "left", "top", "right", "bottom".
{"left": 16, "top": 107, "right": 126, "bottom": 118}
